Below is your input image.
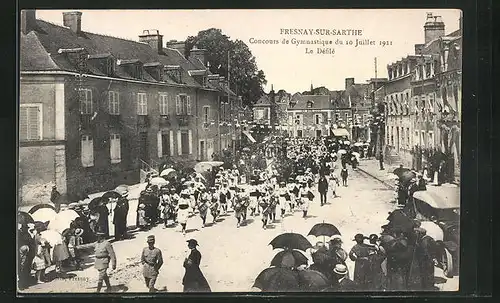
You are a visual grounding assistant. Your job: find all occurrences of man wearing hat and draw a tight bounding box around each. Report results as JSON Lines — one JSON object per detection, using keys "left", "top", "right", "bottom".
{"left": 277, "top": 181, "right": 288, "bottom": 218}
{"left": 182, "top": 239, "right": 211, "bottom": 292}
{"left": 349, "top": 234, "right": 373, "bottom": 289}
{"left": 141, "top": 235, "right": 164, "bottom": 292}
{"left": 113, "top": 189, "right": 129, "bottom": 241}
{"left": 334, "top": 264, "right": 357, "bottom": 291}
{"left": 93, "top": 231, "right": 116, "bottom": 292}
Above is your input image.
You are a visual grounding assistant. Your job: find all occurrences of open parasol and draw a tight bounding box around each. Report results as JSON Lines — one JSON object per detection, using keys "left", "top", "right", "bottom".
{"left": 386, "top": 209, "right": 415, "bottom": 232}
{"left": 269, "top": 233, "right": 313, "bottom": 251}
{"left": 28, "top": 203, "right": 56, "bottom": 214}
{"left": 102, "top": 191, "right": 121, "bottom": 200}
{"left": 150, "top": 177, "right": 169, "bottom": 187}
{"left": 393, "top": 166, "right": 410, "bottom": 177}
{"left": 194, "top": 161, "right": 224, "bottom": 173}
{"left": 253, "top": 267, "right": 300, "bottom": 292}
{"left": 48, "top": 209, "right": 80, "bottom": 233}
{"left": 297, "top": 270, "right": 331, "bottom": 291}
{"left": 270, "top": 249, "right": 309, "bottom": 268}
{"left": 308, "top": 222, "right": 341, "bottom": 243}
{"left": 160, "top": 168, "right": 177, "bottom": 179}
{"left": 31, "top": 208, "right": 57, "bottom": 223}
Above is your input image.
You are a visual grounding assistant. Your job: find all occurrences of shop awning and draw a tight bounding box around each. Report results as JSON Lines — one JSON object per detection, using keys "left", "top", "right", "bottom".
{"left": 243, "top": 131, "right": 257, "bottom": 143}
{"left": 332, "top": 128, "right": 350, "bottom": 137}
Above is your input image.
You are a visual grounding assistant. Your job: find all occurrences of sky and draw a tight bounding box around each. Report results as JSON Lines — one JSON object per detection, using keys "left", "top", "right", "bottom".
{"left": 35, "top": 9, "right": 461, "bottom": 93}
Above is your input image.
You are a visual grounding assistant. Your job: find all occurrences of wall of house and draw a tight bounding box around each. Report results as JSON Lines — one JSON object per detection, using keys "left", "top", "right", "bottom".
{"left": 196, "top": 89, "right": 220, "bottom": 160}
{"left": 19, "top": 75, "right": 67, "bottom": 201}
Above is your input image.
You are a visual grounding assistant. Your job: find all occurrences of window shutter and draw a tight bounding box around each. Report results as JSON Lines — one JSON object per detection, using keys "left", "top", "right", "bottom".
{"left": 176, "top": 95, "right": 181, "bottom": 115}
{"left": 158, "top": 94, "right": 162, "bottom": 115}
{"left": 108, "top": 92, "right": 113, "bottom": 113}
{"left": 19, "top": 107, "right": 28, "bottom": 140}
{"left": 81, "top": 136, "right": 94, "bottom": 167}
{"left": 157, "top": 131, "right": 162, "bottom": 158}
{"left": 188, "top": 129, "right": 193, "bottom": 154}
{"left": 169, "top": 130, "right": 174, "bottom": 156}
{"left": 28, "top": 106, "right": 40, "bottom": 140}
{"left": 177, "top": 131, "right": 182, "bottom": 155}
{"left": 187, "top": 96, "right": 192, "bottom": 115}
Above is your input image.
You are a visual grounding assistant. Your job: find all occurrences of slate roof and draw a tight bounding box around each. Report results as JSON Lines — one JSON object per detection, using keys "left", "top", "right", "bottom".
{"left": 289, "top": 95, "right": 331, "bottom": 110}
{"left": 254, "top": 94, "right": 271, "bottom": 107}
{"left": 21, "top": 19, "right": 207, "bottom": 88}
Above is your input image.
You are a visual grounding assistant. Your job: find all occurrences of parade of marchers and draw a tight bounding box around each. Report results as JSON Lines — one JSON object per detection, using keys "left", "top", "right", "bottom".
{"left": 18, "top": 136, "right": 455, "bottom": 293}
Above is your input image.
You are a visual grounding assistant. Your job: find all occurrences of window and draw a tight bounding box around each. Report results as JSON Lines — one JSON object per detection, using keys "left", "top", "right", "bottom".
{"left": 315, "top": 114, "right": 321, "bottom": 125}
{"left": 421, "top": 130, "right": 426, "bottom": 146}
{"left": 295, "top": 114, "right": 303, "bottom": 125}
{"left": 81, "top": 135, "right": 94, "bottom": 167}
{"left": 108, "top": 91, "right": 120, "bottom": 115}
{"left": 137, "top": 93, "right": 148, "bottom": 115}
{"left": 107, "top": 58, "right": 115, "bottom": 76}
{"left": 307, "top": 101, "right": 313, "bottom": 108}
{"left": 110, "top": 134, "right": 121, "bottom": 164}
{"left": 177, "top": 130, "right": 192, "bottom": 155}
{"left": 159, "top": 93, "right": 169, "bottom": 116}
{"left": 20, "top": 104, "right": 42, "bottom": 141}
{"left": 176, "top": 94, "right": 192, "bottom": 115}
{"left": 297, "top": 130, "right": 303, "bottom": 137}
{"left": 161, "top": 132, "right": 170, "bottom": 157}
{"left": 428, "top": 131, "right": 434, "bottom": 148}
{"left": 80, "top": 88, "right": 93, "bottom": 114}
{"left": 255, "top": 109, "right": 264, "bottom": 120}
{"left": 203, "top": 106, "right": 210, "bottom": 124}
{"left": 406, "top": 127, "right": 410, "bottom": 147}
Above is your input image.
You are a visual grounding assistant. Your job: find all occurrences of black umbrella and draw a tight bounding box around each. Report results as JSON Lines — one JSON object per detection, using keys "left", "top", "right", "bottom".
{"left": 102, "top": 191, "right": 122, "bottom": 200}
{"left": 308, "top": 222, "right": 341, "bottom": 239}
{"left": 297, "top": 270, "right": 331, "bottom": 291}
{"left": 270, "top": 249, "right": 309, "bottom": 268}
{"left": 253, "top": 267, "right": 301, "bottom": 292}
{"left": 393, "top": 167, "right": 410, "bottom": 177}
{"left": 399, "top": 170, "right": 417, "bottom": 185}
{"left": 269, "top": 233, "right": 313, "bottom": 251}
{"left": 18, "top": 211, "right": 34, "bottom": 225}
{"left": 28, "top": 203, "right": 56, "bottom": 214}
{"left": 386, "top": 209, "right": 415, "bottom": 232}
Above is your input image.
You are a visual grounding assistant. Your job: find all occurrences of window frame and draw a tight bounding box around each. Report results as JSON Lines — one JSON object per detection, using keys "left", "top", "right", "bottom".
{"left": 159, "top": 93, "right": 169, "bottom": 116}
{"left": 19, "top": 103, "right": 43, "bottom": 141}
{"left": 108, "top": 91, "right": 120, "bottom": 115}
{"left": 81, "top": 134, "right": 94, "bottom": 167}
{"left": 203, "top": 105, "right": 210, "bottom": 124}
{"left": 80, "top": 88, "right": 93, "bottom": 115}
{"left": 137, "top": 92, "right": 148, "bottom": 116}
{"left": 110, "top": 133, "right": 121, "bottom": 164}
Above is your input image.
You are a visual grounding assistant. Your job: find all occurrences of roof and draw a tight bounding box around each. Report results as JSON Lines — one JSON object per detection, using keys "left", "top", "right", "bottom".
{"left": 254, "top": 94, "right": 271, "bottom": 107}
{"left": 23, "top": 19, "right": 203, "bottom": 87}
{"left": 289, "top": 95, "right": 331, "bottom": 110}
{"left": 20, "top": 32, "right": 59, "bottom": 71}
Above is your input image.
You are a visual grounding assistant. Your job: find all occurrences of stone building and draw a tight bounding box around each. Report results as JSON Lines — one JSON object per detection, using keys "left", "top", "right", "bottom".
{"left": 19, "top": 10, "right": 233, "bottom": 202}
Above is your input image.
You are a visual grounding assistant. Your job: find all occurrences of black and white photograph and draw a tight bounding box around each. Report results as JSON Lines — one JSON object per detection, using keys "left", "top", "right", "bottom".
{"left": 18, "top": 9, "right": 461, "bottom": 293}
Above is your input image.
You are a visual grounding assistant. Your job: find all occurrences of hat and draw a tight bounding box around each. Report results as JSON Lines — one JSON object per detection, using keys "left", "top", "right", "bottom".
{"left": 333, "top": 264, "right": 348, "bottom": 275}
{"left": 75, "top": 228, "right": 84, "bottom": 236}
{"left": 368, "top": 234, "right": 379, "bottom": 242}
{"left": 19, "top": 245, "right": 29, "bottom": 254}
{"left": 186, "top": 239, "right": 199, "bottom": 247}
{"left": 147, "top": 235, "right": 155, "bottom": 242}
{"left": 139, "top": 204, "right": 145, "bottom": 209}
{"left": 353, "top": 233, "right": 365, "bottom": 242}
{"left": 329, "top": 235, "right": 342, "bottom": 243}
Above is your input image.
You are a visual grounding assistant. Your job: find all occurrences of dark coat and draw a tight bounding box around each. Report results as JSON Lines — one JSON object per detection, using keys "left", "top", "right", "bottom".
{"left": 96, "top": 205, "right": 109, "bottom": 237}
{"left": 113, "top": 199, "right": 129, "bottom": 238}
{"left": 349, "top": 243, "right": 373, "bottom": 289}
{"left": 318, "top": 177, "right": 328, "bottom": 193}
{"left": 183, "top": 249, "right": 211, "bottom": 292}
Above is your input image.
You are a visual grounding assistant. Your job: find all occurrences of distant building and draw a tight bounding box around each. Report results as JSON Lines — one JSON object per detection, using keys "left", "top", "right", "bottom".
{"left": 19, "top": 10, "right": 235, "bottom": 201}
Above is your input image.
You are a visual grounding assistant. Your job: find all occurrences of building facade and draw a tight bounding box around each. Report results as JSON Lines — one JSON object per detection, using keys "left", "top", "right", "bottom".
{"left": 19, "top": 10, "right": 232, "bottom": 202}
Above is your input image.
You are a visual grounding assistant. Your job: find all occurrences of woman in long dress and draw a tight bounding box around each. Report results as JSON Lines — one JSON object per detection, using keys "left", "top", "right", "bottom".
{"left": 182, "top": 239, "right": 211, "bottom": 292}
{"left": 177, "top": 190, "right": 191, "bottom": 235}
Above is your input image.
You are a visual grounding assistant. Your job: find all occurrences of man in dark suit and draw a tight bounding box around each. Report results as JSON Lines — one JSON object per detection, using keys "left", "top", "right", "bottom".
{"left": 318, "top": 175, "right": 328, "bottom": 206}
{"left": 334, "top": 264, "right": 357, "bottom": 291}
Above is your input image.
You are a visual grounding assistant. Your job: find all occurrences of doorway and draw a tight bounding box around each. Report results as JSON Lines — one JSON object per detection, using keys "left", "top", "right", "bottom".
{"left": 199, "top": 140, "right": 206, "bottom": 161}
{"left": 139, "top": 132, "right": 149, "bottom": 162}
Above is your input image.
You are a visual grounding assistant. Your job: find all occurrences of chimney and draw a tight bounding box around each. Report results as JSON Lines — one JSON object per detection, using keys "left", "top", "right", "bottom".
{"left": 139, "top": 29, "right": 164, "bottom": 54}
{"left": 63, "top": 11, "right": 82, "bottom": 34}
{"left": 189, "top": 46, "right": 207, "bottom": 66}
{"left": 424, "top": 12, "right": 445, "bottom": 44}
{"left": 166, "top": 40, "right": 186, "bottom": 57}
{"left": 345, "top": 78, "right": 355, "bottom": 89}
{"left": 21, "top": 10, "right": 36, "bottom": 35}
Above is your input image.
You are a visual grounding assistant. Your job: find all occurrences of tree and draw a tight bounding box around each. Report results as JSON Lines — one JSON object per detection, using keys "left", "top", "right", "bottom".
{"left": 185, "top": 28, "right": 267, "bottom": 107}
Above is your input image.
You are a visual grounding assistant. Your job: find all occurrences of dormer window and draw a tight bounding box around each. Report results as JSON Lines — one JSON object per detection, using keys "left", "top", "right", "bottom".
{"left": 88, "top": 53, "right": 115, "bottom": 76}
{"left": 58, "top": 48, "right": 88, "bottom": 73}
{"left": 165, "top": 65, "right": 182, "bottom": 84}
{"left": 307, "top": 100, "right": 314, "bottom": 108}
{"left": 118, "top": 59, "right": 143, "bottom": 80}
{"left": 144, "top": 62, "right": 163, "bottom": 81}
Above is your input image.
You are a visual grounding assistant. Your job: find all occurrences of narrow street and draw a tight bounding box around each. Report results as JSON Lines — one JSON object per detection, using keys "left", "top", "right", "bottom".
{"left": 24, "top": 168, "right": 457, "bottom": 293}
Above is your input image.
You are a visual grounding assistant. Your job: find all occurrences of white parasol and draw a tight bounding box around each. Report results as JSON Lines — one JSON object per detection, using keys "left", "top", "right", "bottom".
{"left": 160, "top": 168, "right": 177, "bottom": 178}
{"left": 354, "top": 142, "right": 364, "bottom": 147}
{"left": 343, "top": 141, "right": 351, "bottom": 145}
{"left": 150, "top": 177, "right": 169, "bottom": 187}
{"left": 48, "top": 210, "right": 80, "bottom": 233}
{"left": 337, "top": 149, "right": 347, "bottom": 155}
{"left": 194, "top": 161, "right": 224, "bottom": 173}
{"left": 31, "top": 208, "right": 58, "bottom": 223}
